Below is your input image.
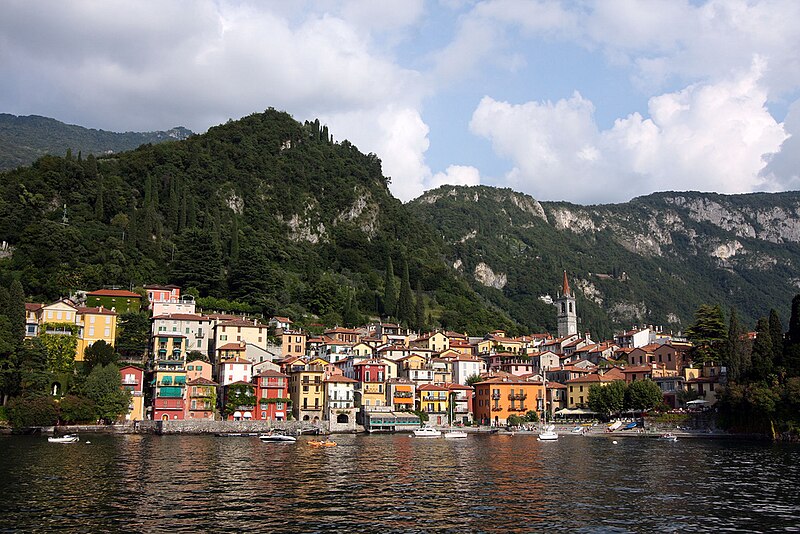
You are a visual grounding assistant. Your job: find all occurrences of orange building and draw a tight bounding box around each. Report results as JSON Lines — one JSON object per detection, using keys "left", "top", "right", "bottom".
{"left": 473, "top": 375, "right": 544, "bottom": 427}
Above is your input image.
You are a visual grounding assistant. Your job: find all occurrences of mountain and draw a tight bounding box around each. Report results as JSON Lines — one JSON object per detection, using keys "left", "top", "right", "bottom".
{"left": 408, "top": 185, "right": 800, "bottom": 338}
{"left": 0, "top": 110, "right": 516, "bottom": 334}
{"left": 0, "top": 113, "right": 193, "bottom": 171}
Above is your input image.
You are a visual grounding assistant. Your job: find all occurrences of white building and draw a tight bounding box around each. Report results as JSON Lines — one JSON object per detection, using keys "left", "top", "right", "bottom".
{"left": 152, "top": 313, "right": 213, "bottom": 356}
{"left": 218, "top": 357, "right": 253, "bottom": 386}
{"left": 450, "top": 354, "right": 486, "bottom": 385}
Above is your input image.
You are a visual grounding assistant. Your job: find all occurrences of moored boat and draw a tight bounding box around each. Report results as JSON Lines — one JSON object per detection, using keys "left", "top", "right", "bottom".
{"left": 659, "top": 432, "right": 678, "bottom": 442}
{"left": 538, "top": 424, "right": 558, "bottom": 441}
{"left": 412, "top": 425, "right": 442, "bottom": 438}
{"left": 259, "top": 432, "right": 297, "bottom": 443}
{"left": 48, "top": 434, "right": 79, "bottom": 443}
{"left": 443, "top": 430, "right": 468, "bottom": 439}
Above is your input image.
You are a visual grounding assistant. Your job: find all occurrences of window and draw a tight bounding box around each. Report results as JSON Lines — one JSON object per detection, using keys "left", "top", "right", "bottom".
{"left": 228, "top": 375, "right": 233, "bottom": 382}
{"left": 89, "top": 327, "right": 95, "bottom": 336}
{"left": 276, "top": 402, "right": 283, "bottom": 410}
{"left": 89, "top": 316, "right": 95, "bottom": 324}
{"left": 187, "top": 365, "right": 194, "bottom": 371}
{"left": 237, "top": 336, "right": 241, "bottom": 341}
{"left": 186, "top": 328, "right": 190, "bottom": 334}
{"left": 261, "top": 411, "right": 266, "bottom": 419}
{"left": 220, "top": 335, "right": 227, "bottom": 341}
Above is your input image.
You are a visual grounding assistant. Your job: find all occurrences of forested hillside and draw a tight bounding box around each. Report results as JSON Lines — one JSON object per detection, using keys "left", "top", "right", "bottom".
{"left": 0, "top": 110, "right": 516, "bottom": 334}
{"left": 0, "top": 114, "right": 192, "bottom": 171}
{"left": 409, "top": 186, "right": 800, "bottom": 338}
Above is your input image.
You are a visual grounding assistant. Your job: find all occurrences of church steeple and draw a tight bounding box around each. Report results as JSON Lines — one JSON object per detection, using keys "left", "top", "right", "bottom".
{"left": 555, "top": 271, "right": 577, "bottom": 338}
{"left": 561, "top": 270, "right": 572, "bottom": 297}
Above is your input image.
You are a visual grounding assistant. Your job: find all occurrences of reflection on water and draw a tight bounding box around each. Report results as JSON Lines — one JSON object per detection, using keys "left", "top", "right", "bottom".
{"left": 0, "top": 433, "right": 798, "bottom": 532}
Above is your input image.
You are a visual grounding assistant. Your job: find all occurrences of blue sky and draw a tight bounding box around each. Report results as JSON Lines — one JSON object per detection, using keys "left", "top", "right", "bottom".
{"left": 2, "top": 0, "right": 800, "bottom": 204}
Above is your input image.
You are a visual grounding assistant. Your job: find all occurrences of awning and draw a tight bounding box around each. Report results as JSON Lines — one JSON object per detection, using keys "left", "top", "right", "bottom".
{"left": 243, "top": 411, "right": 252, "bottom": 419}
{"left": 233, "top": 411, "right": 242, "bottom": 418}
{"left": 555, "top": 408, "right": 597, "bottom": 415}
{"left": 687, "top": 399, "right": 710, "bottom": 405}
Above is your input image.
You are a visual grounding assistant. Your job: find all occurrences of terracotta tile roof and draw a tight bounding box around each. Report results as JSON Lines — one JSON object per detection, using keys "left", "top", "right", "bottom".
{"left": 226, "top": 380, "right": 253, "bottom": 387}
{"left": 25, "top": 303, "right": 43, "bottom": 312}
{"left": 272, "top": 316, "right": 293, "bottom": 323}
{"left": 87, "top": 289, "right": 142, "bottom": 298}
{"left": 324, "top": 375, "right": 358, "bottom": 384}
{"left": 144, "top": 284, "right": 180, "bottom": 289}
{"left": 217, "top": 343, "right": 246, "bottom": 351}
{"left": 219, "top": 318, "right": 266, "bottom": 328}
{"left": 621, "top": 366, "right": 653, "bottom": 373}
{"left": 220, "top": 357, "right": 251, "bottom": 365}
{"left": 187, "top": 377, "right": 218, "bottom": 386}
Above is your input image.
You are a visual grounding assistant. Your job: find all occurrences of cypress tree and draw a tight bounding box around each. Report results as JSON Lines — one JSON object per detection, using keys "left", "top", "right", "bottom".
{"left": 726, "top": 307, "right": 749, "bottom": 382}
{"left": 414, "top": 281, "right": 426, "bottom": 332}
{"left": 94, "top": 177, "right": 104, "bottom": 221}
{"left": 9, "top": 280, "right": 26, "bottom": 347}
{"left": 397, "top": 260, "right": 414, "bottom": 326}
{"left": 186, "top": 195, "right": 197, "bottom": 229}
{"left": 768, "top": 309, "right": 784, "bottom": 367}
{"left": 168, "top": 177, "right": 179, "bottom": 230}
{"left": 383, "top": 257, "right": 397, "bottom": 318}
{"left": 751, "top": 317, "right": 773, "bottom": 381}
{"left": 179, "top": 189, "right": 188, "bottom": 232}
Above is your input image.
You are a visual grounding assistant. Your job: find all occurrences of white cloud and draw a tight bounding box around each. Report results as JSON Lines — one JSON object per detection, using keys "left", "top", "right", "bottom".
{"left": 471, "top": 61, "right": 787, "bottom": 203}
{"left": 760, "top": 98, "right": 800, "bottom": 190}
{"left": 430, "top": 165, "right": 481, "bottom": 189}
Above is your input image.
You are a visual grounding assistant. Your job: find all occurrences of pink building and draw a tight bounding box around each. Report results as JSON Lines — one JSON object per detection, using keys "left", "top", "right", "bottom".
{"left": 254, "top": 370, "right": 290, "bottom": 421}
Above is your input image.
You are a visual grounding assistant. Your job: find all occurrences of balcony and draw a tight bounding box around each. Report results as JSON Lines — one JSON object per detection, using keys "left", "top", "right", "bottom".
{"left": 491, "top": 406, "right": 502, "bottom": 411}
{"left": 393, "top": 391, "right": 413, "bottom": 398}
{"left": 122, "top": 378, "right": 139, "bottom": 385}
{"left": 508, "top": 393, "right": 527, "bottom": 401}
{"left": 491, "top": 392, "right": 501, "bottom": 400}
{"left": 422, "top": 395, "right": 446, "bottom": 401}
{"left": 509, "top": 405, "right": 527, "bottom": 412}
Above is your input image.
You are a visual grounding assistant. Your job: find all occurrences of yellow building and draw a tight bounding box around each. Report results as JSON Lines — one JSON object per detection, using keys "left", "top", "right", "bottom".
{"left": 417, "top": 384, "right": 450, "bottom": 425}
{"left": 76, "top": 306, "right": 118, "bottom": 362}
{"left": 288, "top": 364, "right": 325, "bottom": 422}
{"left": 410, "top": 331, "right": 450, "bottom": 352}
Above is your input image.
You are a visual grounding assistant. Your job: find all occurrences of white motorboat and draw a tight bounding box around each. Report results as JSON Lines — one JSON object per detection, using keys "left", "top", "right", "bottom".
{"left": 412, "top": 425, "right": 442, "bottom": 438}
{"left": 443, "top": 430, "right": 468, "bottom": 439}
{"left": 538, "top": 424, "right": 559, "bottom": 441}
{"left": 259, "top": 432, "right": 297, "bottom": 443}
{"left": 658, "top": 433, "right": 678, "bottom": 442}
{"left": 48, "top": 434, "right": 79, "bottom": 443}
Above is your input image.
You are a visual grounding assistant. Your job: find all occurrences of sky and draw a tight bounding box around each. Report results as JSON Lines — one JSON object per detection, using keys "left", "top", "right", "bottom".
{"left": 2, "top": 0, "right": 800, "bottom": 205}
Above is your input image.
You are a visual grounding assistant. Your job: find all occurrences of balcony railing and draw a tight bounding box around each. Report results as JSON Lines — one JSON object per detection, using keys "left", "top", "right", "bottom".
{"left": 122, "top": 378, "right": 139, "bottom": 385}
{"left": 393, "top": 391, "right": 414, "bottom": 398}
{"left": 491, "top": 392, "right": 501, "bottom": 400}
{"left": 508, "top": 393, "right": 527, "bottom": 400}
{"left": 491, "top": 406, "right": 502, "bottom": 411}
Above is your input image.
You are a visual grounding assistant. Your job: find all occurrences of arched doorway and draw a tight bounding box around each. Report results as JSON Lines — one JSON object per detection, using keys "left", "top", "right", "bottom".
{"left": 337, "top": 413, "right": 349, "bottom": 423}
{"left": 313, "top": 416, "right": 319, "bottom": 422}
{"left": 303, "top": 415, "right": 310, "bottom": 421}
{"left": 494, "top": 415, "right": 499, "bottom": 427}
{"left": 162, "top": 415, "right": 169, "bottom": 421}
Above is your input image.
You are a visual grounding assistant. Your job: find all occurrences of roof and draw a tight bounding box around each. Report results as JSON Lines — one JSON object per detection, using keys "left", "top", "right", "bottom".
{"left": 353, "top": 359, "right": 385, "bottom": 366}
{"left": 443, "top": 382, "right": 473, "bottom": 391}
{"left": 87, "top": 289, "right": 142, "bottom": 298}
{"left": 219, "top": 319, "right": 265, "bottom": 328}
{"left": 621, "top": 366, "right": 653, "bottom": 373}
{"left": 324, "top": 375, "right": 358, "bottom": 384}
{"left": 144, "top": 284, "right": 180, "bottom": 290}
{"left": 187, "top": 377, "right": 218, "bottom": 386}
{"left": 220, "top": 357, "right": 252, "bottom": 365}
{"left": 226, "top": 380, "right": 253, "bottom": 387}
{"left": 76, "top": 306, "right": 117, "bottom": 316}
{"left": 25, "top": 303, "right": 43, "bottom": 312}
{"left": 217, "top": 342, "right": 246, "bottom": 351}
{"left": 272, "top": 316, "right": 293, "bottom": 323}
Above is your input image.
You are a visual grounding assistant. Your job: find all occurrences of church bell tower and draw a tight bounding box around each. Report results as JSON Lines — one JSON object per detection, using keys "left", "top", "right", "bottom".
{"left": 556, "top": 270, "right": 577, "bottom": 338}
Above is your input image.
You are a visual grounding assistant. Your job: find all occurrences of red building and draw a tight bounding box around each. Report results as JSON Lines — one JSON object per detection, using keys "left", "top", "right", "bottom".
{"left": 254, "top": 370, "right": 290, "bottom": 421}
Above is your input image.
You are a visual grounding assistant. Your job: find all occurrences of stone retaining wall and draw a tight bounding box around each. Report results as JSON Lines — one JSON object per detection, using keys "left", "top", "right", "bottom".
{"left": 139, "top": 419, "right": 331, "bottom": 435}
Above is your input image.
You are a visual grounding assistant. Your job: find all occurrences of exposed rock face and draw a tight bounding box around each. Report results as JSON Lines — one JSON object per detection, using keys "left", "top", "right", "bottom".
{"left": 335, "top": 189, "right": 379, "bottom": 238}
{"left": 713, "top": 241, "right": 743, "bottom": 260}
{"left": 549, "top": 207, "right": 597, "bottom": 233}
{"left": 576, "top": 279, "right": 603, "bottom": 306}
{"left": 609, "top": 301, "right": 649, "bottom": 323}
{"left": 474, "top": 262, "right": 507, "bottom": 289}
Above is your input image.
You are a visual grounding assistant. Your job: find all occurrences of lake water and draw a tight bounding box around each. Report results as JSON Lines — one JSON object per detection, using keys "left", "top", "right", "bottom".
{"left": 0, "top": 433, "right": 798, "bottom": 532}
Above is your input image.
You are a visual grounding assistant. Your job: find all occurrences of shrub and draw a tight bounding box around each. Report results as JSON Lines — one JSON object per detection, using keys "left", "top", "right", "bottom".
{"left": 59, "top": 395, "right": 96, "bottom": 424}
{"left": 6, "top": 395, "right": 59, "bottom": 427}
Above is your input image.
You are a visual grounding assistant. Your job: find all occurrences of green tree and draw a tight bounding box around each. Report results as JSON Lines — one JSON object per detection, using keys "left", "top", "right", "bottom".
{"left": 397, "top": 260, "right": 414, "bottom": 326}
{"left": 83, "top": 364, "right": 130, "bottom": 423}
{"left": 414, "top": 280, "right": 426, "bottom": 332}
{"left": 171, "top": 228, "right": 223, "bottom": 296}
{"left": 5, "top": 394, "right": 58, "bottom": 427}
{"left": 588, "top": 381, "right": 625, "bottom": 417}
{"left": 523, "top": 410, "right": 539, "bottom": 423}
{"left": 382, "top": 257, "right": 397, "bottom": 318}
{"left": 507, "top": 414, "right": 524, "bottom": 427}
{"left": 83, "top": 340, "right": 117, "bottom": 372}
{"left": 59, "top": 394, "right": 96, "bottom": 424}
{"left": 726, "top": 307, "right": 750, "bottom": 382}
{"left": 624, "top": 379, "right": 664, "bottom": 412}
{"left": 8, "top": 280, "right": 26, "bottom": 347}
{"left": 224, "top": 383, "right": 256, "bottom": 417}
{"left": 685, "top": 304, "right": 728, "bottom": 364}
{"left": 116, "top": 312, "right": 151, "bottom": 363}
{"left": 465, "top": 374, "right": 483, "bottom": 387}
{"left": 785, "top": 295, "right": 800, "bottom": 377}
{"left": 17, "top": 338, "right": 50, "bottom": 396}
{"left": 768, "top": 309, "right": 784, "bottom": 368}
{"left": 750, "top": 317, "right": 774, "bottom": 382}
{"left": 40, "top": 324, "right": 78, "bottom": 374}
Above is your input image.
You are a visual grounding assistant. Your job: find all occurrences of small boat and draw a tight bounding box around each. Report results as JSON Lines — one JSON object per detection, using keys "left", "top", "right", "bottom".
{"left": 259, "top": 432, "right": 297, "bottom": 443}
{"left": 659, "top": 433, "right": 678, "bottom": 442}
{"left": 571, "top": 426, "right": 583, "bottom": 434}
{"left": 607, "top": 421, "right": 622, "bottom": 432}
{"left": 538, "top": 424, "right": 558, "bottom": 441}
{"left": 48, "top": 434, "right": 79, "bottom": 443}
{"left": 412, "top": 425, "right": 442, "bottom": 438}
{"left": 308, "top": 439, "right": 337, "bottom": 447}
{"left": 443, "top": 430, "right": 468, "bottom": 439}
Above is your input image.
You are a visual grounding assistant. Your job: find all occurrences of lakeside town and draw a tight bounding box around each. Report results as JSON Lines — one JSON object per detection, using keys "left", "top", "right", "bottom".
{"left": 14, "top": 272, "right": 726, "bottom": 434}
